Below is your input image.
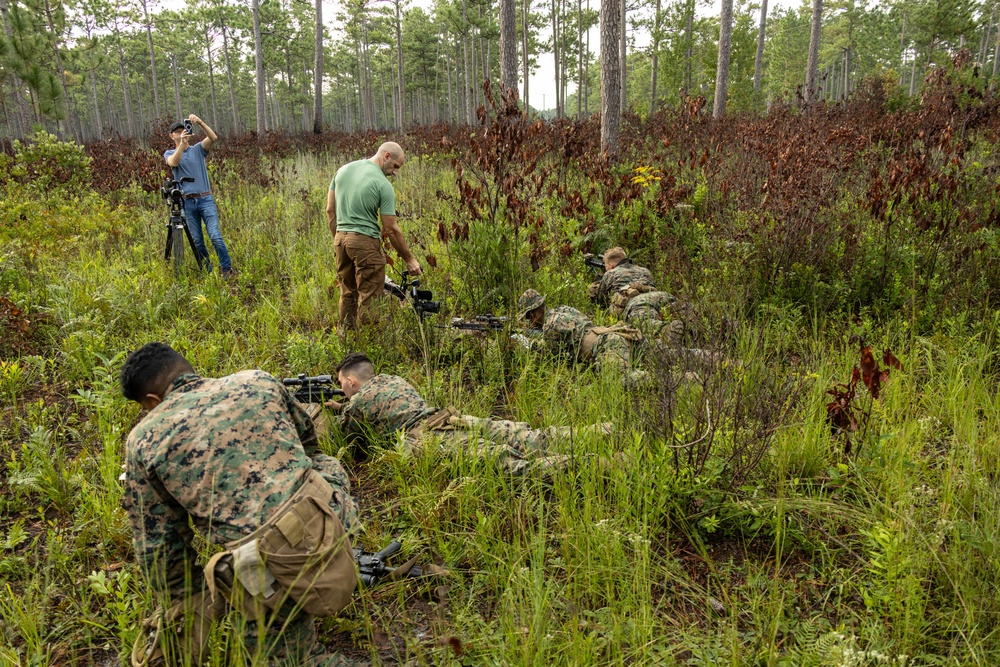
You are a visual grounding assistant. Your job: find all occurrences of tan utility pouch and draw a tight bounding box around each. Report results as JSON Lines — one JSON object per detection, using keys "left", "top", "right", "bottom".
{"left": 610, "top": 283, "right": 656, "bottom": 314}
{"left": 581, "top": 325, "right": 644, "bottom": 358}
{"left": 581, "top": 330, "right": 601, "bottom": 359}
{"left": 206, "top": 469, "right": 356, "bottom": 619}
{"left": 422, "top": 407, "right": 460, "bottom": 431}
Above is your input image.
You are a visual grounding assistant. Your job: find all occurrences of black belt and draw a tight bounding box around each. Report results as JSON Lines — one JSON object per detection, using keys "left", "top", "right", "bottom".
{"left": 184, "top": 191, "right": 212, "bottom": 199}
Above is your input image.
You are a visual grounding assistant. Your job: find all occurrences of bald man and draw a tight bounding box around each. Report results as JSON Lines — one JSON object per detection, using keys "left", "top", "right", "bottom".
{"left": 328, "top": 142, "right": 422, "bottom": 329}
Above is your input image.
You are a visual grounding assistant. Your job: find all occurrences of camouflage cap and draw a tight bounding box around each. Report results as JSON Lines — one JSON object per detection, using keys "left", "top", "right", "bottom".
{"left": 518, "top": 289, "right": 546, "bottom": 318}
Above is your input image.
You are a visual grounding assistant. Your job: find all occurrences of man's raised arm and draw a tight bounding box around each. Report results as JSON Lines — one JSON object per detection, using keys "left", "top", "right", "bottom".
{"left": 192, "top": 114, "right": 218, "bottom": 151}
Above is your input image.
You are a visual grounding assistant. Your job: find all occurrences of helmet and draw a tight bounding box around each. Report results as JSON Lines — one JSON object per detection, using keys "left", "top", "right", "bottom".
{"left": 518, "top": 289, "right": 546, "bottom": 318}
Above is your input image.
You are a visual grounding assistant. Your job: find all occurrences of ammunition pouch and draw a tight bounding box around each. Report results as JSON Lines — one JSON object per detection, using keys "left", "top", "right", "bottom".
{"left": 581, "top": 325, "right": 643, "bottom": 359}
{"left": 610, "top": 282, "right": 657, "bottom": 316}
{"left": 205, "top": 468, "right": 357, "bottom": 619}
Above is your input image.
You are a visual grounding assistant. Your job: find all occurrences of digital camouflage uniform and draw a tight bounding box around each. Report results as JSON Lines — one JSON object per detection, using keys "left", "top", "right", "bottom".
{"left": 588, "top": 262, "right": 682, "bottom": 343}
{"left": 124, "top": 371, "right": 359, "bottom": 666}
{"left": 589, "top": 262, "right": 657, "bottom": 305}
{"left": 539, "top": 305, "right": 635, "bottom": 372}
{"left": 338, "top": 374, "right": 602, "bottom": 474}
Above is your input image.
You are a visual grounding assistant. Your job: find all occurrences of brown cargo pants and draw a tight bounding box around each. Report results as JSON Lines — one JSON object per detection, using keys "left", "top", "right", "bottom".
{"left": 334, "top": 231, "right": 385, "bottom": 328}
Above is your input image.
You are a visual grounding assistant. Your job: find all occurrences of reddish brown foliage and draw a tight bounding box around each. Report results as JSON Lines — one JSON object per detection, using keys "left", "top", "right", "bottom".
{"left": 0, "top": 296, "right": 37, "bottom": 359}
{"left": 827, "top": 344, "right": 904, "bottom": 454}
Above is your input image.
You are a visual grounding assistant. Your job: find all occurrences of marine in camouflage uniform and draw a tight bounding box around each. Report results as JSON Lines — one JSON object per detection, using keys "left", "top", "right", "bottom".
{"left": 331, "top": 355, "right": 609, "bottom": 475}
{"left": 517, "top": 289, "right": 643, "bottom": 380}
{"left": 121, "top": 343, "right": 359, "bottom": 667}
{"left": 587, "top": 248, "right": 683, "bottom": 344}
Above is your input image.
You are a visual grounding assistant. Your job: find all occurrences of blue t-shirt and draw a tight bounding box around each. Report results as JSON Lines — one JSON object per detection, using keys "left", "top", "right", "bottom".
{"left": 163, "top": 141, "right": 211, "bottom": 195}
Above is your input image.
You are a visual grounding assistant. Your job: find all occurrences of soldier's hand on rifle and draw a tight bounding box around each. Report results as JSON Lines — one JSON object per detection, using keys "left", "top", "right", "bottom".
{"left": 405, "top": 257, "right": 422, "bottom": 275}
{"left": 324, "top": 399, "right": 343, "bottom": 412}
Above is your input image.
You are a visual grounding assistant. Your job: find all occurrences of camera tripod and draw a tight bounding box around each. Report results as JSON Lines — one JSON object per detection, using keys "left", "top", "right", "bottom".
{"left": 162, "top": 178, "right": 202, "bottom": 274}
{"left": 164, "top": 202, "right": 201, "bottom": 274}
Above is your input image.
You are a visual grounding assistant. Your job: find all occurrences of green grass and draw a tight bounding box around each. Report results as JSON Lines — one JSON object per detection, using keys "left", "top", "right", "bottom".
{"left": 3, "top": 150, "right": 1000, "bottom": 666}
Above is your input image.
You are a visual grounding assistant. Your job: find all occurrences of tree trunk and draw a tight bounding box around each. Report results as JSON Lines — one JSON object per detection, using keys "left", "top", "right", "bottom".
{"left": 899, "top": 13, "right": 907, "bottom": 86}
{"left": 600, "top": 0, "right": 621, "bottom": 157}
{"left": 135, "top": 77, "right": 146, "bottom": 134}
{"left": 313, "top": 0, "right": 323, "bottom": 133}
{"left": 522, "top": 0, "right": 530, "bottom": 109}
{"left": 753, "top": 0, "right": 768, "bottom": 92}
{"left": 90, "top": 68, "right": 103, "bottom": 136}
{"left": 117, "top": 31, "right": 134, "bottom": 135}
{"left": 551, "top": 0, "right": 559, "bottom": 115}
{"left": 395, "top": 0, "right": 405, "bottom": 131}
{"left": 585, "top": 0, "right": 590, "bottom": 114}
{"left": 842, "top": 46, "right": 850, "bottom": 99}
{"left": 207, "top": 29, "right": 219, "bottom": 128}
{"left": 462, "top": 0, "right": 472, "bottom": 123}
{"left": 302, "top": 59, "right": 310, "bottom": 130}
{"left": 171, "top": 53, "right": 182, "bottom": 118}
{"left": 994, "top": 38, "right": 1000, "bottom": 78}
{"left": 42, "top": 0, "right": 70, "bottom": 139}
{"left": 141, "top": 0, "right": 160, "bottom": 119}
{"left": 713, "top": 0, "right": 733, "bottom": 117}
{"left": 805, "top": 0, "right": 822, "bottom": 103}
{"left": 446, "top": 54, "right": 454, "bottom": 122}
{"left": 619, "top": 0, "right": 626, "bottom": 114}
{"left": 650, "top": 0, "right": 661, "bottom": 113}
{"left": 0, "top": 0, "right": 28, "bottom": 137}
{"left": 684, "top": 0, "right": 694, "bottom": 92}
{"left": 380, "top": 68, "right": 387, "bottom": 127}
{"left": 221, "top": 23, "right": 240, "bottom": 133}
{"left": 284, "top": 48, "right": 293, "bottom": 130}
{"left": 252, "top": 0, "right": 266, "bottom": 134}
{"left": 499, "top": 0, "right": 518, "bottom": 95}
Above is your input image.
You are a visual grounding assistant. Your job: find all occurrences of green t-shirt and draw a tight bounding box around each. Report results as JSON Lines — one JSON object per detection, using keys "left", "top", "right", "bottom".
{"left": 330, "top": 159, "right": 396, "bottom": 239}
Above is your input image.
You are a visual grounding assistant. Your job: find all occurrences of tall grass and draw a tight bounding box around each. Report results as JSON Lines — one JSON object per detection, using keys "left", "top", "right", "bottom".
{"left": 3, "top": 149, "right": 1000, "bottom": 665}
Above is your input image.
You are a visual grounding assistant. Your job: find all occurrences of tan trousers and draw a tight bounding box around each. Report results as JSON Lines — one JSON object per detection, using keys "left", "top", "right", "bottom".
{"left": 334, "top": 231, "right": 385, "bottom": 328}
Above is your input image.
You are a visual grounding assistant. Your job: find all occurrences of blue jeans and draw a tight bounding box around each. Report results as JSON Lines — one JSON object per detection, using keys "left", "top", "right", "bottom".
{"left": 183, "top": 194, "right": 232, "bottom": 273}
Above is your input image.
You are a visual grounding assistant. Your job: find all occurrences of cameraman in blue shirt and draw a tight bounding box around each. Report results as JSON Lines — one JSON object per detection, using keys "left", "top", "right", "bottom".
{"left": 164, "top": 115, "right": 235, "bottom": 278}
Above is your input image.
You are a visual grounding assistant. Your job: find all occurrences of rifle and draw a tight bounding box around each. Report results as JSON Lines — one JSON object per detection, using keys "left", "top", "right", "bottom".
{"left": 385, "top": 271, "right": 441, "bottom": 320}
{"left": 583, "top": 253, "right": 605, "bottom": 277}
{"left": 354, "top": 540, "right": 430, "bottom": 586}
{"left": 282, "top": 374, "right": 345, "bottom": 403}
{"left": 449, "top": 313, "right": 508, "bottom": 332}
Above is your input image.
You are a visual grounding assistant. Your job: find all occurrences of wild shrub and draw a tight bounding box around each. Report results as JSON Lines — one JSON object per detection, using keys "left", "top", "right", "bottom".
{"left": 8, "top": 131, "right": 92, "bottom": 196}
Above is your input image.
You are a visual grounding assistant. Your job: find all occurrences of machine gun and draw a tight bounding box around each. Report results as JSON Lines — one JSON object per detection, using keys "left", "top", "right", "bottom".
{"left": 354, "top": 540, "right": 431, "bottom": 587}
{"left": 583, "top": 253, "right": 605, "bottom": 277}
{"left": 281, "top": 374, "right": 344, "bottom": 403}
{"left": 385, "top": 270, "right": 441, "bottom": 320}
{"left": 449, "top": 313, "right": 508, "bottom": 332}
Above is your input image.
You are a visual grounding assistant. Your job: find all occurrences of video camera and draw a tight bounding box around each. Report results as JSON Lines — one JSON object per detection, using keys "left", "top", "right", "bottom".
{"left": 161, "top": 177, "right": 195, "bottom": 205}
{"left": 385, "top": 271, "right": 440, "bottom": 320}
{"left": 281, "top": 373, "right": 345, "bottom": 403}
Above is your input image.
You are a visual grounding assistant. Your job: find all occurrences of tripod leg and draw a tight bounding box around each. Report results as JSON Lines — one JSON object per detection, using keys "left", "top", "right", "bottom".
{"left": 165, "top": 224, "right": 174, "bottom": 261}
{"left": 181, "top": 219, "right": 202, "bottom": 271}
{"left": 173, "top": 223, "right": 185, "bottom": 274}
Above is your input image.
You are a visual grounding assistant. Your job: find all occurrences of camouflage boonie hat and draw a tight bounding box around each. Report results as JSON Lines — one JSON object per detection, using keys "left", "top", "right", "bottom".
{"left": 518, "top": 289, "right": 546, "bottom": 318}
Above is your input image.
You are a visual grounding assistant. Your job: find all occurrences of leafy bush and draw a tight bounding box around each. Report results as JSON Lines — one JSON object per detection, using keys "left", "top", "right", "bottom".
{"left": 9, "top": 131, "right": 92, "bottom": 196}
